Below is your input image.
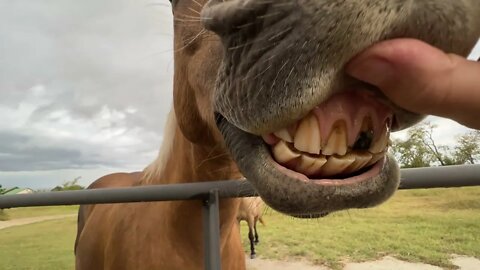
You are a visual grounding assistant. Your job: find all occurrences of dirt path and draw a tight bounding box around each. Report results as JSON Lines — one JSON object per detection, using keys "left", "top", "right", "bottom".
{"left": 0, "top": 214, "right": 76, "bottom": 230}
{"left": 247, "top": 256, "right": 480, "bottom": 270}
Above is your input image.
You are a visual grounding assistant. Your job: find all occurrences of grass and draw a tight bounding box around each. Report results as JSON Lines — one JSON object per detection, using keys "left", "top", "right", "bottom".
{"left": 0, "top": 188, "right": 478, "bottom": 270}
{"left": 0, "top": 217, "right": 77, "bottom": 270}
{"left": 2, "top": 205, "right": 78, "bottom": 220}
{"left": 240, "top": 187, "right": 480, "bottom": 269}
{"left": 0, "top": 209, "right": 8, "bottom": 221}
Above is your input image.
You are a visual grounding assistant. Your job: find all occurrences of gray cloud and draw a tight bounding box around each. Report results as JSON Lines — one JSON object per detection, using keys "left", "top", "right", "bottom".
{"left": 0, "top": 1, "right": 174, "bottom": 178}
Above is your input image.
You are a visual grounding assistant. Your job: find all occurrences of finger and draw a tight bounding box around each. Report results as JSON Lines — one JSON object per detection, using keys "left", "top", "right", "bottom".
{"left": 346, "top": 38, "right": 480, "bottom": 129}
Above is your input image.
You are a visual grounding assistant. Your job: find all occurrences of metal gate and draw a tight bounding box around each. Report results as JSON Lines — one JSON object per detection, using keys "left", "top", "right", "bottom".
{"left": 1, "top": 164, "right": 480, "bottom": 270}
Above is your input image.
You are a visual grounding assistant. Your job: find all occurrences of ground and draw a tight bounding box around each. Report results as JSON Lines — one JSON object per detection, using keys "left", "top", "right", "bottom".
{"left": 246, "top": 256, "right": 480, "bottom": 270}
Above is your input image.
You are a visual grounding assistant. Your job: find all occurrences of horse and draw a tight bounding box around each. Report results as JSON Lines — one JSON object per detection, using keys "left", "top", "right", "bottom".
{"left": 237, "top": 197, "right": 265, "bottom": 259}
{"left": 74, "top": 0, "right": 480, "bottom": 269}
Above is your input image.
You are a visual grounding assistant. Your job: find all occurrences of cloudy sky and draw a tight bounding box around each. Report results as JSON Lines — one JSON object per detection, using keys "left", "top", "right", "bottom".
{"left": 0, "top": 1, "right": 479, "bottom": 190}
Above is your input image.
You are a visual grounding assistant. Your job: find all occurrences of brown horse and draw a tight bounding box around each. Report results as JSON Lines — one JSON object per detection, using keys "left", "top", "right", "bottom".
{"left": 75, "top": 0, "right": 480, "bottom": 269}
{"left": 237, "top": 197, "right": 265, "bottom": 259}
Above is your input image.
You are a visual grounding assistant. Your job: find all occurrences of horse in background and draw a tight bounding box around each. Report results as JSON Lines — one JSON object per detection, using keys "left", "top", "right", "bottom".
{"left": 237, "top": 197, "right": 266, "bottom": 259}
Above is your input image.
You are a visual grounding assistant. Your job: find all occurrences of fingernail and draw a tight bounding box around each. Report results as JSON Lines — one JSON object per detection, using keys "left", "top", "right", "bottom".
{"left": 346, "top": 57, "right": 396, "bottom": 86}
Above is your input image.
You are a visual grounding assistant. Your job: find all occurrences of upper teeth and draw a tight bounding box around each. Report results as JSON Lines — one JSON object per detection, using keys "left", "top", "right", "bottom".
{"left": 322, "top": 121, "right": 347, "bottom": 156}
{"left": 269, "top": 114, "right": 390, "bottom": 178}
{"left": 294, "top": 114, "right": 321, "bottom": 154}
{"left": 369, "top": 124, "right": 389, "bottom": 154}
{"left": 274, "top": 129, "right": 293, "bottom": 143}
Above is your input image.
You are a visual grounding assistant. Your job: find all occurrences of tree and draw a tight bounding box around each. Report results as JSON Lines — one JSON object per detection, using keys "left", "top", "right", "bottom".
{"left": 390, "top": 137, "right": 435, "bottom": 168}
{"left": 414, "top": 122, "right": 455, "bottom": 166}
{"left": 51, "top": 177, "right": 85, "bottom": 191}
{"left": 0, "top": 184, "right": 5, "bottom": 194}
{"left": 390, "top": 122, "right": 454, "bottom": 168}
{"left": 453, "top": 131, "right": 480, "bottom": 165}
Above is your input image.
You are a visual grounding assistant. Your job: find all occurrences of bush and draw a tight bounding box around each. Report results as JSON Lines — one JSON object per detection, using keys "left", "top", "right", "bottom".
{"left": 51, "top": 177, "right": 85, "bottom": 192}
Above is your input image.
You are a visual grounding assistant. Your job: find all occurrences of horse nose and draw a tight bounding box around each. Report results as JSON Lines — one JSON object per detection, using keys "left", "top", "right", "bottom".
{"left": 201, "top": 0, "right": 287, "bottom": 36}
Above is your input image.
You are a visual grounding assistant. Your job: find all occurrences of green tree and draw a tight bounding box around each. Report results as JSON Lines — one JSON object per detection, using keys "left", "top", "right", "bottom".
{"left": 51, "top": 177, "right": 85, "bottom": 191}
{"left": 453, "top": 131, "right": 480, "bottom": 164}
{"left": 414, "top": 122, "right": 455, "bottom": 166}
{"left": 391, "top": 137, "right": 434, "bottom": 168}
{"left": 390, "top": 122, "right": 454, "bottom": 168}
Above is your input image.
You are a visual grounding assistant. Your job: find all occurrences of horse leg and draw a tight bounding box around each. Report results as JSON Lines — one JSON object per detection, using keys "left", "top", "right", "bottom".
{"left": 253, "top": 217, "right": 259, "bottom": 245}
{"left": 248, "top": 218, "right": 256, "bottom": 259}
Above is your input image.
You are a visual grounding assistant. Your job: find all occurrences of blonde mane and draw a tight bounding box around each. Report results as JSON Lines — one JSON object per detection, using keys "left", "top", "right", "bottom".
{"left": 142, "top": 108, "right": 176, "bottom": 184}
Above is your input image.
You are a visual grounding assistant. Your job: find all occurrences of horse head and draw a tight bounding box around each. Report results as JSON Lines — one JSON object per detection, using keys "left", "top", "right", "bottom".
{"left": 170, "top": 0, "right": 480, "bottom": 217}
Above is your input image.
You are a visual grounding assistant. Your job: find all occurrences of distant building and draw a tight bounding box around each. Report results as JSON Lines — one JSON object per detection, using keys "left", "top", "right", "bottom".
{"left": 1, "top": 187, "right": 34, "bottom": 195}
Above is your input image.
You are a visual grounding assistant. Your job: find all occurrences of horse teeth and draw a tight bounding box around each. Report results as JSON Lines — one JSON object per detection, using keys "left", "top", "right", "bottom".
{"left": 270, "top": 110, "right": 389, "bottom": 176}
{"left": 272, "top": 141, "right": 301, "bottom": 164}
{"left": 293, "top": 114, "right": 321, "bottom": 154}
{"left": 295, "top": 154, "right": 327, "bottom": 176}
{"left": 366, "top": 152, "right": 385, "bottom": 167}
{"left": 343, "top": 152, "right": 372, "bottom": 174}
{"left": 274, "top": 128, "right": 293, "bottom": 143}
{"left": 369, "top": 123, "right": 389, "bottom": 154}
{"left": 322, "top": 121, "right": 347, "bottom": 156}
{"left": 318, "top": 154, "right": 355, "bottom": 177}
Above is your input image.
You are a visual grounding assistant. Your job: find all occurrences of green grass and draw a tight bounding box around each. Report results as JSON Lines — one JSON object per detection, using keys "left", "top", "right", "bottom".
{"left": 0, "top": 209, "right": 8, "bottom": 221}
{"left": 0, "top": 188, "right": 478, "bottom": 270}
{"left": 3, "top": 205, "right": 78, "bottom": 220}
{"left": 240, "top": 187, "right": 480, "bottom": 269}
{"left": 0, "top": 217, "right": 77, "bottom": 270}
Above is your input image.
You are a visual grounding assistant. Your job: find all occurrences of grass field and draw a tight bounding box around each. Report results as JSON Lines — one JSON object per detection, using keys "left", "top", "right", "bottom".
{"left": 0, "top": 217, "right": 77, "bottom": 270}
{"left": 0, "top": 188, "right": 479, "bottom": 270}
{"left": 0, "top": 209, "right": 8, "bottom": 221}
{"left": 2, "top": 205, "right": 78, "bottom": 220}
{"left": 242, "top": 187, "right": 480, "bottom": 269}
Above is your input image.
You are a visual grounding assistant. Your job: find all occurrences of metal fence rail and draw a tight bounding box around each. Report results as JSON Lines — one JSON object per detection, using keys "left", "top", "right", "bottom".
{"left": 1, "top": 164, "right": 479, "bottom": 270}
{"left": 1, "top": 165, "right": 479, "bottom": 209}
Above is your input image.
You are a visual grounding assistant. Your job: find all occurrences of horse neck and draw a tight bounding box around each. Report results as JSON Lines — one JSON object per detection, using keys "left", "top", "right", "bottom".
{"left": 142, "top": 116, "right": 241, "bottom": 185}
{"left": 140, "top": 112, "right": 242, "bottom": 247}
{"left": 164, "top": 129, "right": 240, "bottom": 184}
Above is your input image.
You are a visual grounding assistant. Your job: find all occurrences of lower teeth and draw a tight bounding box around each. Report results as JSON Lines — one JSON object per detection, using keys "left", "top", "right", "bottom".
{"left": 271, "top": 141, "right": 385, "bottom": 178}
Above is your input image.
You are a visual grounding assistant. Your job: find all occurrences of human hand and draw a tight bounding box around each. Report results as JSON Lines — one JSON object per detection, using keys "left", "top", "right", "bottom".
{"left": 346, "top": 39, "right": 480, "bottom": 130}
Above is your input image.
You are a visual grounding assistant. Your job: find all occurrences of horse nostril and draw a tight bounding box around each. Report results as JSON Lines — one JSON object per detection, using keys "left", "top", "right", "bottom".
{"left": 353, "top": 131, "right": 373, "bottom": 150}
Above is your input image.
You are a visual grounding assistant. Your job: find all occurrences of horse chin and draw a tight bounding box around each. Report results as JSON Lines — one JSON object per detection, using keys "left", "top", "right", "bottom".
{"left": 217, "top": 115, "right": 400, "bottom": 218}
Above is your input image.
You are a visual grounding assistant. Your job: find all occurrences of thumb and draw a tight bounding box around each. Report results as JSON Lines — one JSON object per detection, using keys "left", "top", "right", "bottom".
{"left": 346, "top": 38, "right": 480, "bottom": 129}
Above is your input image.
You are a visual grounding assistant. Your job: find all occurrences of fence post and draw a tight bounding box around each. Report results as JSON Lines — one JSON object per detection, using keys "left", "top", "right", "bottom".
{"left": 202, "top": 189, "right": 221, "bottom": 270}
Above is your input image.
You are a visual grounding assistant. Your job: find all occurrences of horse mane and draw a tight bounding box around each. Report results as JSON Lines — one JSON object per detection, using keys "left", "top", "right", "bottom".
{"left": 142, "top": 108, "right": 176, "bottom": 184}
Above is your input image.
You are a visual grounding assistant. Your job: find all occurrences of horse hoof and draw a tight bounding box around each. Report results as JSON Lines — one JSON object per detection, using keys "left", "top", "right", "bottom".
{"left": 254, "top": 241, "right": 259, "bottom": 245}
{"left": 250, "top": 254, "right": 256, "bottom": 259}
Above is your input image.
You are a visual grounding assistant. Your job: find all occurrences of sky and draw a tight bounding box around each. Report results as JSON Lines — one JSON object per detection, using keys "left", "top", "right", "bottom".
{"left": 0, "top": 1, "right": 479, "bottom": 190}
